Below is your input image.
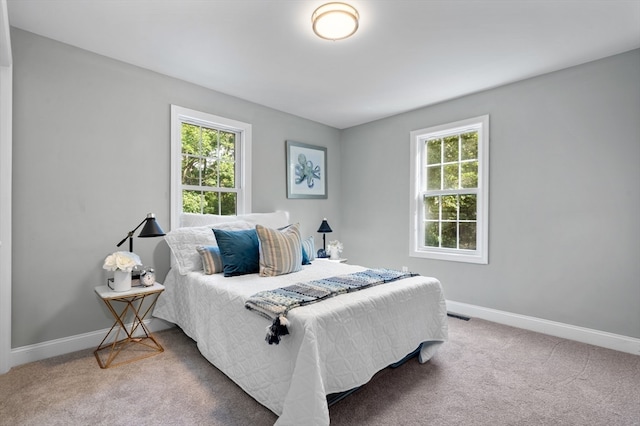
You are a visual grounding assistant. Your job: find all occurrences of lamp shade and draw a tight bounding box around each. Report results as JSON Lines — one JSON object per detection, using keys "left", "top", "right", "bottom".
{"left": 139, "top": 213, "right": 165, "bottom": 238}
{"left": 317, "top": 218, "right": 333, "bottom": 233}
{"left": 116, "top": 213, "right": 166, "bottom": 253}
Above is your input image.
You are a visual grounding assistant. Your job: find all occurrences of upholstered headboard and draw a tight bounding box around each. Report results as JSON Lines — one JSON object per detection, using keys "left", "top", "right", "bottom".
{"left": 179, "top": 211, "right": 290, "bottom": 228}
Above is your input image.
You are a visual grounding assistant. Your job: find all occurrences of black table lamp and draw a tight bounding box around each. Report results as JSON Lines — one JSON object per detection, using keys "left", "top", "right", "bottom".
{"left": 116, "top": 213, "right": 166, "bottom": 253}
{"left": 317, "top": 218, "right": 333, "bottom": 258}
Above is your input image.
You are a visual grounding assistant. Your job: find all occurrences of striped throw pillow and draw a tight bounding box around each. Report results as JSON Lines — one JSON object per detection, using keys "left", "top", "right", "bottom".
{"left": 196, "top": 245, "right": 223, "bottom": 274}
{"left": 301, "top": 236, "right": 315, "bottom": 264}
{"left": 256, "top": 223, "right": 303, "bottom": 277}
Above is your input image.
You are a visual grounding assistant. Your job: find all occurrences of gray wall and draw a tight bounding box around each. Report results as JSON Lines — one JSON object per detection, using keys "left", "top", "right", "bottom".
{"left": 11, "top": 28, "right": 342, "bottom": 347}
{"left": 340, "top": 49, "right": 640, "bottom": 339}
{"left": 10, "top": 27, "right": 640, "bottom": 348}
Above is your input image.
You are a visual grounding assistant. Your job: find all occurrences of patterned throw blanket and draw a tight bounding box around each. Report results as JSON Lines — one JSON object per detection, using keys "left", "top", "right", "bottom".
{"left": 245, "top": 268, "right": 418, "bottom": 344}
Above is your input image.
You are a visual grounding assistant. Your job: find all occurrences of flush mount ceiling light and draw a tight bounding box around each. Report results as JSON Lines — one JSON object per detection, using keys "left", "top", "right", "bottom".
{"left": 312, "top": 2, "right": 359, "bottom": 41}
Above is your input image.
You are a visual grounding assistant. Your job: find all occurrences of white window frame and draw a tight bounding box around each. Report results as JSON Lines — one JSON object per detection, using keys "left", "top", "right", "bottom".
{"left": 409, "top": 115, "right": 489, "bottom": 264}
{"left": 170, "top": 105, "right": 252, "bottom": 230}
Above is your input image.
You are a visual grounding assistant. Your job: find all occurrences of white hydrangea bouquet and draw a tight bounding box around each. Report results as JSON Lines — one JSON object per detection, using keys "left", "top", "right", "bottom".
{"left": 103, "top": 251, "right": 142, "bottom": 272}
{"left": 327, "top": 240, "right": 343, "bottom": 260}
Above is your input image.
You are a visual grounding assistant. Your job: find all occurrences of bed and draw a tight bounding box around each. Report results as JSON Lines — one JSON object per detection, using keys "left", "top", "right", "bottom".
{"left": 153, "top": 211, "right": 448, "bottom": 426}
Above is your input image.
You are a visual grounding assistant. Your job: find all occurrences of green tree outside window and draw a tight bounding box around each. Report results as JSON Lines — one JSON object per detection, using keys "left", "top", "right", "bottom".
{"left": 181, "top": 123, "right": 238, "bottom": 215}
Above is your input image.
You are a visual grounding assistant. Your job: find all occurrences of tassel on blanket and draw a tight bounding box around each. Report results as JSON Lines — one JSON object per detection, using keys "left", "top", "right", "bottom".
{"left": 265, "top": 315, "right": 290, "bottom": 345}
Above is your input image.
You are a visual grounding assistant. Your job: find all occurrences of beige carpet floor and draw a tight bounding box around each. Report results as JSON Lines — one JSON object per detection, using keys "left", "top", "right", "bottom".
{"left": 1, "top": 317, "right": 638, "bottom": 425}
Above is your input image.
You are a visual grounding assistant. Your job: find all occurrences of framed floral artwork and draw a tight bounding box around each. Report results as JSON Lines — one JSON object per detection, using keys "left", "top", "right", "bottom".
{"left": 286, "top": 140, "right": 327, "bottom": 199}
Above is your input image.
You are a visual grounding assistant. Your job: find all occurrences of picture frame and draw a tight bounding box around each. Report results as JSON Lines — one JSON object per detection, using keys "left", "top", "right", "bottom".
{"left": 286, "top": 140, "right": 327, "bottom": 199}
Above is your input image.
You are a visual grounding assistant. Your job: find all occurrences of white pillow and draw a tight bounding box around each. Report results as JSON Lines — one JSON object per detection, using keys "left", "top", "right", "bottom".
{"left": 165, "top": 221, "right": 253, "bottom": 275}
{"left": 180, "top": 211, "right": 290, "bottom": 229}
{"left": 240, "top": 211, "right": 290, "bottom": 229}
{"left": 180, "top": 213, "right": 244, "bottom": 228}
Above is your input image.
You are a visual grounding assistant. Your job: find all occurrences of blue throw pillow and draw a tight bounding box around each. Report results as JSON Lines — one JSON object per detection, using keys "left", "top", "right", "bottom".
{"left": 212, "top": 228, "right": 260, "bottom": 277}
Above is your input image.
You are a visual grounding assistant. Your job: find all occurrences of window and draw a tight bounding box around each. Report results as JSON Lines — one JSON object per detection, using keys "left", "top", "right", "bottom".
{"left": 171, "top": 105, "right": 252, "bottom": 229}
{"left": 410, "top": 115, "right": 489, "bottom": 264}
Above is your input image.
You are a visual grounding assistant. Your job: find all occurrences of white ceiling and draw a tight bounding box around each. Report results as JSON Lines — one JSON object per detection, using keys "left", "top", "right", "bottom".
{"left": 7, "top": 0, "right": 640, "bottom": 129}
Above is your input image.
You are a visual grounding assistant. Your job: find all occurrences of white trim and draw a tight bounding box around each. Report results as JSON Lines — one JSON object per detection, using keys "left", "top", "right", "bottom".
{"left": 0, "top": 65, "right": 11, "bottom": 375}
{"left": 10, "top": 318, "right": 173, "bottom": 368}
{"left": 10, "top": 303, "right": 639, "bottom": 366}
{"left": 446, "top": 300, "right": 640, "bottom": 355}
{"left": 0, "top": 0, "right": 11, "bottom": 67}
{"left": 170, "top": 105, "right": 252, "bottom": 231}
{"left": 410, "top": 115, "right": 489, "bottom": 264}
{"left": 0, "top": 0, "right": 12, "bottom": 375}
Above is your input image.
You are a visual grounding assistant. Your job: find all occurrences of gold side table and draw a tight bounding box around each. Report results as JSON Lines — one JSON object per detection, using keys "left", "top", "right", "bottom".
{"left": 94, "top": 282, "right": 165, "bottom": 368}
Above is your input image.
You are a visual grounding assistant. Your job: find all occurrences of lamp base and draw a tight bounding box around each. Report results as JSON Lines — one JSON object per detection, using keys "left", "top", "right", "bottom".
{"left": 317, "top": 249, "right": 328, "bottom": 258}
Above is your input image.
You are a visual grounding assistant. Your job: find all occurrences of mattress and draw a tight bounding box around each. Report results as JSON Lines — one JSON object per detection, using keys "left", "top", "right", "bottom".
{"left": 153, "top": 260, "right": 448, "bottom": 426}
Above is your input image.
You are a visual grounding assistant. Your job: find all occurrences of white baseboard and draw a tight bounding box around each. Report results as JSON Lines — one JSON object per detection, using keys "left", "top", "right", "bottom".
{"left": 9, "top": 303, "right": 639, "bottom": 368}
{"left": 10, "top": 318, "right": 174, "bottom": 368}
{"left": 446, "top": 300, "right": 640, "bottom": 356}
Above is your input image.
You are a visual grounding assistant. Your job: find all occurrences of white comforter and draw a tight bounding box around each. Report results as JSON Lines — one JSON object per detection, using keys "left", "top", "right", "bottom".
{"left": 153, "top": 261, "right": 448, "bottom": 426}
